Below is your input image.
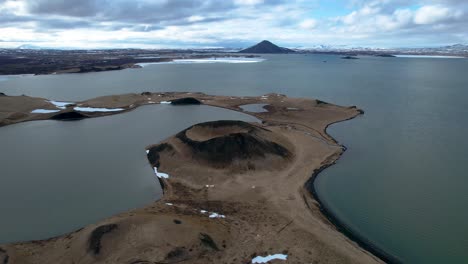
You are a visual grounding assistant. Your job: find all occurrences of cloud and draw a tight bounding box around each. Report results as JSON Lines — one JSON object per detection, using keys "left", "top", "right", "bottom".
{"left": 27, "top": 0, "right": 100, "bottom": 17}
{"left": 299, "top": 19, "right": 317, "bottom": 30}
{"left": 0, "top": 0, "right": 467, "bottom": 48}
{"left": 413, "top": 5, "right": 462, "bottom": 24}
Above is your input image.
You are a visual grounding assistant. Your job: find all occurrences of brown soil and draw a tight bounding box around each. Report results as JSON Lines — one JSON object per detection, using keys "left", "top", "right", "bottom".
{"left": 0, "top": 92, "right": 381, "bottom": 264}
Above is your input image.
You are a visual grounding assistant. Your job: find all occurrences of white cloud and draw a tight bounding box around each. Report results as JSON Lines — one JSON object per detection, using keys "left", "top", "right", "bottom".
{"left": 299, "top": 19, "right": 317, "bottom": 30}
{"left": 413, "top": 5, "right": 462, "bottom": 24}
{"left": 234, "top": 0, "right": 264, "bottom": 5}
{"left": 187, "top": 15, "right": 205, "bottom": 23}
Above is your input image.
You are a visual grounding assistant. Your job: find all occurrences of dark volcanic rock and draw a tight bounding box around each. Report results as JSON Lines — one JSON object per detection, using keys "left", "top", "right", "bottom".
{"left": 170, "top": 97, "right": 202, "bottom": 105}
{"left": 141, "top": 92, "right": 152, "bottom": 96}
{"left": 147, "top": 143, "right": 174, "bottom": 168}
{"left": 199, "top": 233, "right": 219, "bottom": 251}
{"left": 50, "top": 111, "right": 88, "bottom": 121}
{"left": 166, "top": 247, "right": 189, "bottom": 261}
{"left": 176, "top": 120, "right": 291, "bottom": 166}
{"left": 88, "top": 224, "right": 118, "bottom": 255}
{"left": 239, "top": 40, "right": 294, "bottom": 54}
{"left": 376, "top": 54, "right": 396, "bottom": 57}
{"left": 0, "top": 247, "right": 9, "bottom": 264}
{"left": 0, "top": 92, "right": 6, "bottom": 96}
{"left": 341, "top": 56, "right": 359, "bottom": 60}
{"left": 316, "top": 99, "right": 329, "bottom": 105}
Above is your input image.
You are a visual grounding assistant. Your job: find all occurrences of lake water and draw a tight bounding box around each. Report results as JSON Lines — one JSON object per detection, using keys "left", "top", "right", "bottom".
{"left": 239, "top": 103, "right": 269, "bottom": 113}
{"left": 1, "top": 54, "right": 468, "bottom": 262}
{"left": 0, "top": 104, "right": 258, "bottom": 243}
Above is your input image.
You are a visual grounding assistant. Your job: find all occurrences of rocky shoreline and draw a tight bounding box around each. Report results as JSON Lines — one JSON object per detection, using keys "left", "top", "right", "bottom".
{"left": 0, "top": 92, "right": 384, "bottom": 263}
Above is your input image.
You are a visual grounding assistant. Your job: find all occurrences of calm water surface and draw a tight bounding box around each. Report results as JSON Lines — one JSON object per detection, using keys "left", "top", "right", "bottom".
{"left": 0, "top": 104, "right": 258, "bottom": 243}
{"left": 1, "top": 55, "right": 468, "bottom": 262}
{"left": 239, "top": 103, "right": 269, "bottom": 113}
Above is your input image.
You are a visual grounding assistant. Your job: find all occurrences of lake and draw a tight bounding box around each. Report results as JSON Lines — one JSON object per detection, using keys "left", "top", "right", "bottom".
{"left": 0, "top": 104, "right": 258, "bottom": 243}
{"left": 1, "top": 54, "right": 468, "bottom": 262}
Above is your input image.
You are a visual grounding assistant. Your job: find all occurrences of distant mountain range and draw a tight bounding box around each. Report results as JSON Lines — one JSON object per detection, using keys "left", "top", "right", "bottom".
{"left": 239, "top": 40, "right": 294, "bottom": 54}
{"left": 294, "top": 44, "right": 468, "bottom": 56}
{"left": 1, "top": 41, "right": 467, "bottom": 57}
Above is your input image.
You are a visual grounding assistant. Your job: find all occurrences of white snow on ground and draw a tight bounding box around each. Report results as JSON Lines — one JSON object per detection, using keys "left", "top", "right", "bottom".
{"left": 48, "top": 100, "right": 74, "bottom": 109}
{"left": 200, "top": 209, "right": 225, "bottom": 218}
{"left": 0, "top": 74, "right": 34, "bottom": 82}
{"left": 146, "top": 150, "right": 150, "bottom": 154}
{"left": 31, "top": 109, "right": 60, "bottom": 114}
{"left": 73, "top": 107, "right": 124, "bottom": 112}
{"left": 136, "top": 57, "right": 264, "bottom": 67}
{"left": 153, "top": 167, "right": 169, "bottom": 179}
{"left": 205, "top": 185, "right": 215, "bottom": 188}
{"left": 209, "top": 212, "right": 226, "bottom": 218}
{"left": 173, "top": 58, "right": 264, "bottom": 64}
{"left": 251, "top": 254, "right": 288, "bottom": 263}
{"left": 165, "top": 203, "right": 173, "bottom": 206}
{"left": 160, "top": 101, "right": 171, "bottom": 104}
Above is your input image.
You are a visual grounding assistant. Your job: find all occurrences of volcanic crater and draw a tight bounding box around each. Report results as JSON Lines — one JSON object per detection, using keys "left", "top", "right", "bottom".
{"left": 148, "top": 120, "right": 293, "bottom": 175}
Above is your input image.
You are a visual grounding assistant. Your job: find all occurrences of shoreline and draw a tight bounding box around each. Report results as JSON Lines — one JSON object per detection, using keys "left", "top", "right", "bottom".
{"left": 307, "top": 161, "right": 402, "bottom": 264}
{"left": 304, "top": 116, "right": 402, "bottom": 263}
{"left": 0, "top": 54, "right": 261, "bottom": 76}
{"left": 1, "top": 92, "right": 384, "bottom": 263}
{"left": 306, "top": 117, "right": 402, "bottom": 263}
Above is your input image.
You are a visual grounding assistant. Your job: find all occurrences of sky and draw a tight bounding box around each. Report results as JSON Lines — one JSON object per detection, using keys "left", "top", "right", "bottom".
{"left": 0, "top": 0, "right": 467, "bottom": 49}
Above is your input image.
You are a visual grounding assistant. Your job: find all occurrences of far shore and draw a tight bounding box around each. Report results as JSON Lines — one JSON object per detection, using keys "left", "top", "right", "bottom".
{"left": 0, "top": 92, "right": 386, "bottom": 263}
{"left": 0, "top": 51, "right": 260, "bottom": 76}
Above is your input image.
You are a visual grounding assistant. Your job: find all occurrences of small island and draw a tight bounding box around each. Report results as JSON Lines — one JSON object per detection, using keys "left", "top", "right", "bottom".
{"left": 341, "top": 55, "right": 359, "bottom": 60}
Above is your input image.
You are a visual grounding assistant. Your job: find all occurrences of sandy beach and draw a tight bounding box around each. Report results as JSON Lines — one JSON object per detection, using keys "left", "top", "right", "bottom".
{"left": 0, "top": 92, "right": 382, "bottom": 263}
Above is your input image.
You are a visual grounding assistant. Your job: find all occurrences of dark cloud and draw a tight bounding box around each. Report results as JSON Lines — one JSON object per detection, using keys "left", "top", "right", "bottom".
{"left": 26, "top": 0, "right": 248, "bottom": 23}
{"left": 1, "top": 0, "right": 285, "bottom": 32}
{"left": 27, "top": 0, "right": 101, "bottom": 17}
{"left": 36, "top": 19, "right": 93, "bottom": 30}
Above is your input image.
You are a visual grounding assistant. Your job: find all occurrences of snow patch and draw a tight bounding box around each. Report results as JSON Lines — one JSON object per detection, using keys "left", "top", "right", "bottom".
{"left": 209, "top": 213, "right": 226, "bottom": 218}
{"left": 160, "top": 101, "right": 171, "bottom": 104}
{"left": 395, "top": 55, "right": 465, "bottom": 59}
{"left": 252, "top": 254, "right": 288, "bottom": 263}
{"left": 165, "top": 203, "right": 173, "bottom": 206}
{"left": 173, "top": 58, "right": 264, "bottom": 64}
{"left": 73, "top": 107, "right": 124, "bottom": 112}
{"left": 146, "top": 150, "right": 150, "bottom": 154}
{"left": 31, "top": 109, "right": 60, "bottom": 114}
{"left": 153, "top": 167, "right": 169, "bottom": 179}
{"left": 136, "top": 57, "right": 264, "bottom": 66}
{"left": 48, "top": 100, "right": 74, "bottom": 109}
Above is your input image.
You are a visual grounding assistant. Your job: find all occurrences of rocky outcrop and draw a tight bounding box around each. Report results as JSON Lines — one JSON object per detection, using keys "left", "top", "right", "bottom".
{"left": 0, "top": 247, "right": 9, "bottom": 264}
{"left": 170, "top": 97, "right": 202, "bottom": 105}
{"left": 88, "top": 224, "right": 118, "bottom": 255}
{"left": 50, "top": 111, "right": 88, "bottom": 121}
{"left": 341, "top": 56, "right": 359, "bottom": 60}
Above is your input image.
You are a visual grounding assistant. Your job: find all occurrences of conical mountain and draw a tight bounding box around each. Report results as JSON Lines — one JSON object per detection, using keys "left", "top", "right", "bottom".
{"left": 239, "top": 40, "right": 294, "bottom": 54}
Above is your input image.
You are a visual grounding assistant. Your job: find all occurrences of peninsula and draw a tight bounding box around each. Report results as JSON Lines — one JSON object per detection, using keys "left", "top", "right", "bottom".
{"left": 0, "top": 92, "right": 385, "bottom": 263}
